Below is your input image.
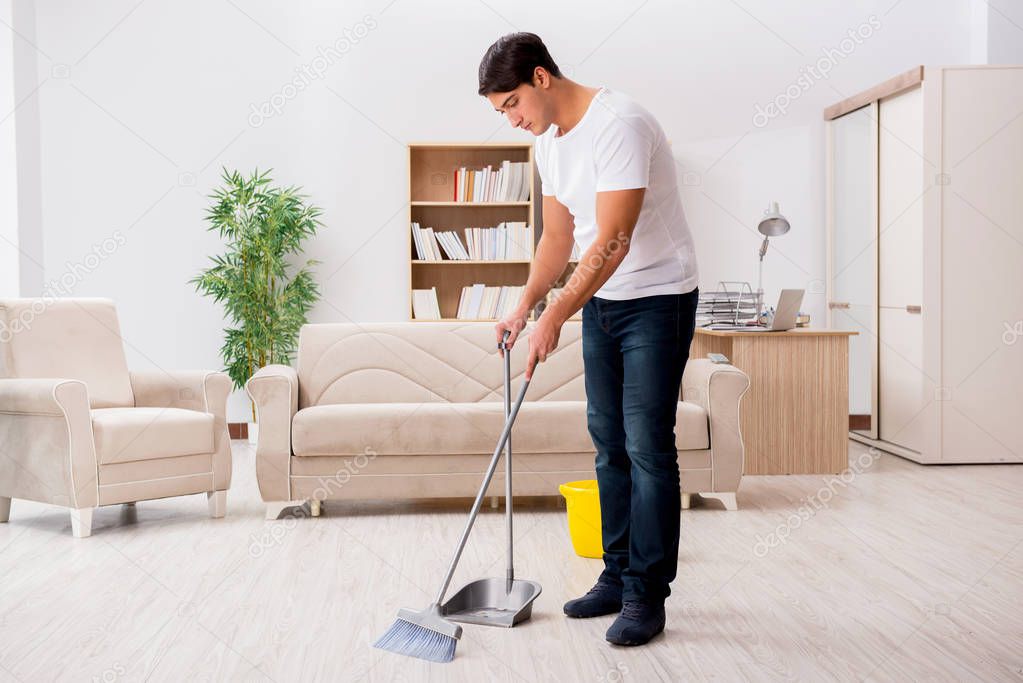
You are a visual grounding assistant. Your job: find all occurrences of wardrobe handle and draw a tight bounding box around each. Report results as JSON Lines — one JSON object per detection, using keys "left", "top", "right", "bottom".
{"left": 828, "top": 301, "right": 851, "bottom": 309}
{"left": 906, "top": 305, "right": 921, "bottom": 314}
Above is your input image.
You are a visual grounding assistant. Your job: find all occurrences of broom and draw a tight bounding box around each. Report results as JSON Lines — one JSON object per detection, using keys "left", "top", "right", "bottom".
{"left": 373, "top": 332, "right": 531, "bottom": 662}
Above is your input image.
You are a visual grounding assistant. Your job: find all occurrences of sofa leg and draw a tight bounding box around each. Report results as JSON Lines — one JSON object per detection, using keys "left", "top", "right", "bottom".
{"left": 207, "top": 491, "right": 227, "bottom": 519}
{"left": 70, "top": 508, "right": 94, "bottom": 538}
{"left": 310, "top": 499, "right": 322, "bottom": 517}
{"left": 0, "top": 496, "right": 10, "bottom": 522}
{"left": 265, "top": 500, "right": 307, "bottom": 521}
{"left": 700, "top": 492, "right": 738, "bottom": 511}
{"left": 681, "top": 493, "right": 692, "bottom": 510}
{"left": 490, "top": 496, "right": 499, "bottom": 509}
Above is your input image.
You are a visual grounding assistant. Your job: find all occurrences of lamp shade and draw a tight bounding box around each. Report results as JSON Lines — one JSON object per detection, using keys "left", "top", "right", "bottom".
{"left": 758, "top": 201, "right": 790, "bottom": 237}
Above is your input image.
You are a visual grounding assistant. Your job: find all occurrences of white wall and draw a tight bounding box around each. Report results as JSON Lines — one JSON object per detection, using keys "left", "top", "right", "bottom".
{"left": 8, "top": 0, "right": 44, "bottom": 298}
{"left": 9, "top": 0, "right": 984, "bottom": 420}
{"left": 0, "top": 0, "right": 19, "bottom": 296}
{"left": 982, "top": 0, "right": 1023, "bottom": 63}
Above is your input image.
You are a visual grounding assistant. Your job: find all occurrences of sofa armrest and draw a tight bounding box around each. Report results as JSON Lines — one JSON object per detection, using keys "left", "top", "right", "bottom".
{"left": 0, "top": 378, "right": 99, "bottom": 508}
{"left": 130, "top": 370, "right": 233, "bottom": 490}
{"left": 245, "top": 365, "right": 298, "bottom": 502}
{"left": 681, "top": 359, "right": 750, "bottom": 492}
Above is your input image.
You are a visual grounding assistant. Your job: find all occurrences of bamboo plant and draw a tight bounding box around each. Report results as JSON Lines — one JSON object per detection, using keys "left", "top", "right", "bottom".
{"left": 192, "top": 169, "right": 322, "bottom": 422}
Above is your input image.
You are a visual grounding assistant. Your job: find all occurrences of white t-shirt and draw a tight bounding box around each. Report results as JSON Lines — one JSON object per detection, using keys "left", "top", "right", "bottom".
{"left": 534, "top": 87, "right": 699, "bottom": 301}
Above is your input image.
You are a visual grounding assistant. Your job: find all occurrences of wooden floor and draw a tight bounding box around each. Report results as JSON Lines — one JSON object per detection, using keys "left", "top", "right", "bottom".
{"left": 1, "top": 440, "right": 1021, "bottom": 682}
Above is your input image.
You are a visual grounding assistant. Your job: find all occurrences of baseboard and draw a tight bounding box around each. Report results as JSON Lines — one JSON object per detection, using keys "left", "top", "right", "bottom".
{"left": 848, "top": 414, "right": 871, "bottom": 431}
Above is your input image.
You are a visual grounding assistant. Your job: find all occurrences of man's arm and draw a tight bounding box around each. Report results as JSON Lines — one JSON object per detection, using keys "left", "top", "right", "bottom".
{"left": 496, "top": 194, "right": 575, "bottom": 350}
{"left": 520, "top": 187, "right": 645, "bottom": 379}
{"left": 541, "top": 187, "right": 645, "bottom": 324}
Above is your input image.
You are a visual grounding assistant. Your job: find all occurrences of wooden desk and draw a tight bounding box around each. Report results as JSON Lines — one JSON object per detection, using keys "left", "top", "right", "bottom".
{"left": 691, "top": 328, "right": 857, "bottom": 475}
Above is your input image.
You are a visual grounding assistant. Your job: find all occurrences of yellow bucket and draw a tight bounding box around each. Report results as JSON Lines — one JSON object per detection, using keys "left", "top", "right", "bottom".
{"left": 558, "top": 480, "right": 603, "bottom": 559}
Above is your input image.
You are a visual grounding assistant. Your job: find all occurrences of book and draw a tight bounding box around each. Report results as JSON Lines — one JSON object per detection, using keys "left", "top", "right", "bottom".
{"left": 411, "top": 222, "right": 425, "bottom": 260}
{"left": 424, "top": 228, "right": 441, "bottom": 260}
{"left": 466, "top": 283, "right": 486, "bottom": 318}
{"left": 452, "top": 161, "right": 531, "bottom": 203}
{"left": 453, "top": 284, "right": 525, "bottom": 320}
{"left": 415, "top": 221, "right": 534, "bottom": 262}
{"left": 412, "top": 287, "right": 441, "bottom": 319}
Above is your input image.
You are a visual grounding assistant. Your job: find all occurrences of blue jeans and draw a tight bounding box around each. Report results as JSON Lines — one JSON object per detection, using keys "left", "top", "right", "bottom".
{"left": 582, "top": 288, "right": 699, "bottom": 605}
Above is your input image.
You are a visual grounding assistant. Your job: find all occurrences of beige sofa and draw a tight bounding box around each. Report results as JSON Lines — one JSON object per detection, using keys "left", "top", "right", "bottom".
{"left": 247, "top": 321, "right": 749, "bottom": 520}
{"left": 0, "top": 298, "right": 232, "bottom": 537}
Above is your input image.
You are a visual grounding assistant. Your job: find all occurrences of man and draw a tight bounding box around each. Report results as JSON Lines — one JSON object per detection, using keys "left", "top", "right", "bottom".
{"left": 480, "top": 33, "right": 700, "bottom": 647}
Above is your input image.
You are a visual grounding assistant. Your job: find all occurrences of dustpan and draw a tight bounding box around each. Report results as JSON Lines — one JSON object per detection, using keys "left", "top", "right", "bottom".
{"left": 441, "top": 330, "right": 542, "bottom": 627}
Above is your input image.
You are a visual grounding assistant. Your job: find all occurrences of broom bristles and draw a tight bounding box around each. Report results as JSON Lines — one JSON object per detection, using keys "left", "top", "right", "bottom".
{"left": 373, "top": 617, "right": 457, "bottom": 663}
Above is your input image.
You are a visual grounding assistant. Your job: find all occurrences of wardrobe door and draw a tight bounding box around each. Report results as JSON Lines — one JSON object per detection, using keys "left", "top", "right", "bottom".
{"left": 878, "top": 86, "right": 925, "bottom": 452}
{"left": 829, "top": 104, "right": 877, "bottom": 438}
{"left": 935, "top": 66, "right": 1023, "bottom": 462}
{"left": 879, "top": 308, "right": 925, "bottom": 451}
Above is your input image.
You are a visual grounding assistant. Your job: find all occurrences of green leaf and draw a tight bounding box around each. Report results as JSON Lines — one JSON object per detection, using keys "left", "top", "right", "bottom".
{"left": 191, "top": 169, "right": 323, "bottom": 391}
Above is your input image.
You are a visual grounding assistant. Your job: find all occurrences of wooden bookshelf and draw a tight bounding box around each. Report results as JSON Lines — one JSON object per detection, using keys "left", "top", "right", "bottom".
{"left": 408, "top": 142, "right": 539, "bottom": 321}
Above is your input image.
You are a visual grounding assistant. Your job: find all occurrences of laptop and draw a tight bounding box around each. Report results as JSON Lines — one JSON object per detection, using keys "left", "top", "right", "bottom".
{"left": 708, "top": 288, "right": 805, "bottom": 332}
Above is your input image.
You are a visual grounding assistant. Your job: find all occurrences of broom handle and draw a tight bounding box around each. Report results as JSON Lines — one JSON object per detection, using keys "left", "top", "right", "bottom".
{"left": 503, "top": 331, "right": 514, "bottom": 586}
{"left": 434, "top": 350, "right": 530, "bottom": 606}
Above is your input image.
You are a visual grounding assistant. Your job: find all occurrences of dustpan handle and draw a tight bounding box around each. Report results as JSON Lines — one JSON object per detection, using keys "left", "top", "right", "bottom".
{"left": 434, "top": 353, "right": 531, "bottom": 606}
{"left": 503, "top": 331, "right": 514, "bottom": 585}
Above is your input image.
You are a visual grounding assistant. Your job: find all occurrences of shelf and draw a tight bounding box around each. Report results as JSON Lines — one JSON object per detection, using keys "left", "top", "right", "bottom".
{"left": 412, "top": 259, "right": 532, "bottom": 265}
{"left": 410, "top": 201, "right": 531, "bottom": 207}
{"left": 411, "top": 318, "right": 501, "bottom": 322}
{"left": 408, "top": 142, "right": 537, "bottom": 321}
{"left": 408, "top": 142, "right": 532, "bottom": 149}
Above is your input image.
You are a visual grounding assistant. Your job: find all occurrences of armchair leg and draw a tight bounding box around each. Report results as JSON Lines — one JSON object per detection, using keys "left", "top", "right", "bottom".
{"left": 0, "top": 496, "right": 10, "bottom": 522}
{"left": 681, "top": 493, "right": 692, "bottom": 510}
{"left": 70, "top": 508, "right": 94, "bottom": 538}
{"left": 207, "top": 491, "right": 227, "bottom": 519}
{"left": 700, "top": 492, "right": 738, "bottom": 511}
{"left": 265, "top": 500, "right": 308, "bottom": 521}
{"left": 310, "top": 499, "right": 322, "bottom": 517}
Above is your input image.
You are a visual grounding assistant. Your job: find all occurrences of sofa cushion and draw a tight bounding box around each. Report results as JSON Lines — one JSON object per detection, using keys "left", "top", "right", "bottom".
{"left": 291, "top": 400, "right": 709, "bottom": 457}
{"left": 295, "top": 322, "right": 586, "bottom": 408}
{"left": 91, "top": 407, "right": 215, "bottom": 464}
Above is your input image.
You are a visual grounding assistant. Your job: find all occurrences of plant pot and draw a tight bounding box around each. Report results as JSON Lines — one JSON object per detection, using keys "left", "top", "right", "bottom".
{"left": 247, "top": 422, "right": 259, "bottom": 445}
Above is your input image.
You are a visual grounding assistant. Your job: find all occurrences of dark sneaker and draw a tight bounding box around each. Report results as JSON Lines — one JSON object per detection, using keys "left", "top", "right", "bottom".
{"left": 605, "top": 601, "right": 666, "bottom": 645}
{"left": 563, "top": 580, "right": 623, "bottom": 618}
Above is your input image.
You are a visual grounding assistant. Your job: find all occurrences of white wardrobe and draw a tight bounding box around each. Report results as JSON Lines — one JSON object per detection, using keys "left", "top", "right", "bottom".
{"left": 826, "top": 65, "right": 1023, "bottom": 464}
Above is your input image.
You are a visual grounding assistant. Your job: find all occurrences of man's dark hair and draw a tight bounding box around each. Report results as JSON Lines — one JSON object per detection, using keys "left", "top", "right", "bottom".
{"left": 478, "top": 32, "right": 563, "bottom": 96}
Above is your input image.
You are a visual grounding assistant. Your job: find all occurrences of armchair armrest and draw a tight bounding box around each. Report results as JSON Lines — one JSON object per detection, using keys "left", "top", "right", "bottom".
{"left": 130, "top": 370, "right": 230, "bottom": 417}
{"left": 129, "top": 370, "right": 233, "bottom": 491}
{"left": 0, "top": 378, "right": 98, "bottom": 508}
{"left": 245, "top": 365, "right": 298, "bottom": 502}
{"left": 681, "top": 359, "right": 750, "bottom": 492}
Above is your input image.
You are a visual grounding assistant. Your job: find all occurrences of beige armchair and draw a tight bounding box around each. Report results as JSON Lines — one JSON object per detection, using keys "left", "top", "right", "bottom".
{"left": 247, "top": 321, "right": 750, "bottom": 520}
{"left": 0, "top": 298, "right": 232, "bottom": 537}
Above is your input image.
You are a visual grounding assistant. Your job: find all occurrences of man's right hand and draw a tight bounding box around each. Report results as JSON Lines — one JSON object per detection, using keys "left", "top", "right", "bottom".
{"left": 495, "top": 308, "right": 529, "bottom": 357}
